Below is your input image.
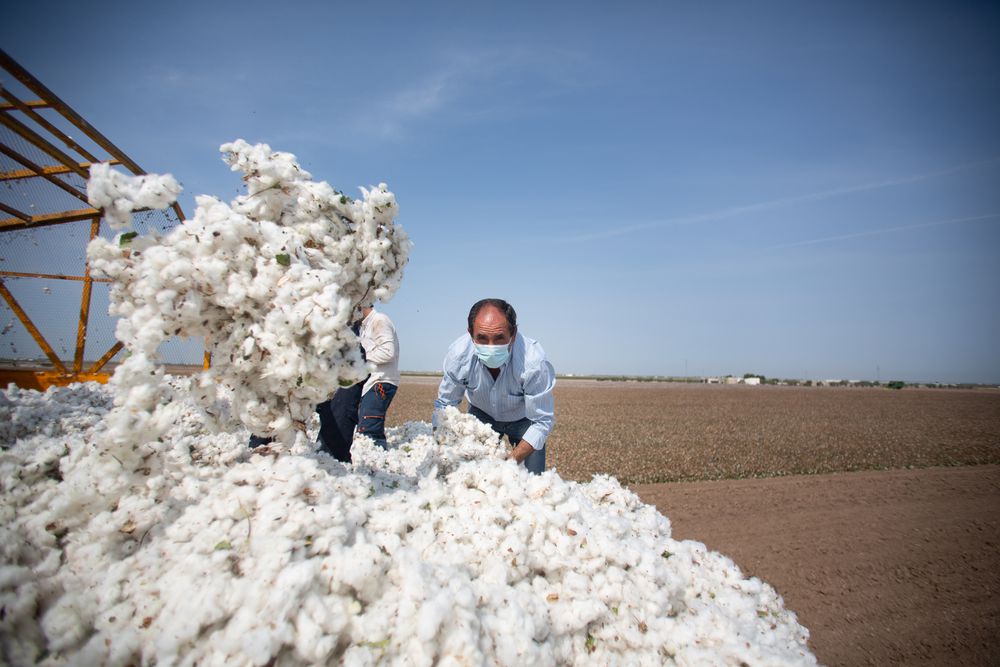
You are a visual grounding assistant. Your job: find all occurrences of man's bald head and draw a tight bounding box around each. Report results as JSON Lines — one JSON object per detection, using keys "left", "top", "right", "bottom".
{"left": 468, "top": 298, "right": 517, "bottom": 344}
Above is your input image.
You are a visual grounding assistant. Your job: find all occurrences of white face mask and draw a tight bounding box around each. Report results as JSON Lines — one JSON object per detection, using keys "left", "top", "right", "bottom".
{"left": 474, "top": 343, "right": 510, "bottom": 369}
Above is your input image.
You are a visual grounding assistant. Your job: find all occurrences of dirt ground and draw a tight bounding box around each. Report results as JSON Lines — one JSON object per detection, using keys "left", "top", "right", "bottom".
{"left": 631, "top": 465, "right": 1000, "bottom": 666}
{"left": 390, "top": 378, "right": 1000, "bottom": 664}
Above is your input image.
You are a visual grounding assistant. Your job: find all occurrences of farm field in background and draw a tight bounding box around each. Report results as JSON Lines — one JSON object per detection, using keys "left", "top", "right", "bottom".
{"left": 389, "top": 378, "right": 1000, "bottom": 484}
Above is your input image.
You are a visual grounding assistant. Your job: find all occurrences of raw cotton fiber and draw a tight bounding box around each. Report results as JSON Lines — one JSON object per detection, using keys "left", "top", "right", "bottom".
{"left": 0, "top": 385, "right": 816, "bottom": 666}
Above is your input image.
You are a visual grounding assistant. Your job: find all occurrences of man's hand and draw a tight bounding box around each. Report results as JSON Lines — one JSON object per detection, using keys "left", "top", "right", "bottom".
{"left": 508, "top": 440, "right": 535, "bottom": 464}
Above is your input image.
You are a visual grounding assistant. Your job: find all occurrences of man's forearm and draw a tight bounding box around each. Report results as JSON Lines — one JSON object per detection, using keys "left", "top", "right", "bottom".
{"left": 509, "top": 440, "right": 534, "bottom": 463}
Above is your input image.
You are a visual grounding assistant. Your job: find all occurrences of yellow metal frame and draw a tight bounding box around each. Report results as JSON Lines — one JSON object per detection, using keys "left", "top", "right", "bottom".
{"left": 0, "top": 48, "right": 203, "bottom": 389}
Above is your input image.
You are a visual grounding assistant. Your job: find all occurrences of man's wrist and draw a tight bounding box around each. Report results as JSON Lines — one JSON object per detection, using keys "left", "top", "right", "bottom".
{"left": 512, "top": 440, "right": 534, "bottom": 462}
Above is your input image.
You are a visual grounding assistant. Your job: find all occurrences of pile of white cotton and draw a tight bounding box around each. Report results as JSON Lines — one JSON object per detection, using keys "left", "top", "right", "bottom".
{"left": 0, "top": 382, "right": 816, "bottom": 666}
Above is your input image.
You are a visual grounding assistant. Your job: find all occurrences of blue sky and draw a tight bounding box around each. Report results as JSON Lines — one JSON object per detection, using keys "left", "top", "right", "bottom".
{"left": 3, "top": 0, "right": 999, "bottom": 383}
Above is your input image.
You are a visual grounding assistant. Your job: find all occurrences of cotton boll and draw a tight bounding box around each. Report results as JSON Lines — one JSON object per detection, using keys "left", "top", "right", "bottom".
{"left": 40, "top": 596, "right": 91, "bottom": 652}
{"left": 87, "top": 163, "right": 181, "bottom": 230}
{"left": 292, "top": 603, "right": 337, "bottom": 663}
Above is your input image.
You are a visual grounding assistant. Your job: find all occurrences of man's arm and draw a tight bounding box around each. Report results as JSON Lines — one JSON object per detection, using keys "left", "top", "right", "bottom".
{"left": 432, "top": 347, "right": 467, "bottom": 427}
{"left": 516, "top": 358, "right": 556, "bottom": 452}
{"left": 363, "top": 316, "right": 397, "bottom": 365}
{"left": 434, "top": 371, "right": 465, "bottom": 411}
{"left": 508, "top": 440, "right": 536, "bottom": 463}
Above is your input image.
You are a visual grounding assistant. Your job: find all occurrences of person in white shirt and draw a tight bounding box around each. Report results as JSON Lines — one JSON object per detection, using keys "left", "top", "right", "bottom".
{"left": 434, "top": 298, "right": 555, "bottom": 474}
{"left": 312, "top": 319, "right": 365, "bottom": 462}
{"left": 356, "top": 304, "right": 400, "bottom": 448}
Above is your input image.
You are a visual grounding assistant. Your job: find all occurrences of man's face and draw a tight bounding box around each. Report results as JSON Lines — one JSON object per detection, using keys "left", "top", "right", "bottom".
{"left": 470, "top": 306, "right": 513, "bottom": 346}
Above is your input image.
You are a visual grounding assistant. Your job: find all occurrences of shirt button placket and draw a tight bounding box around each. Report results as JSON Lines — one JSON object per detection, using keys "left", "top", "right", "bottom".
{"left": 489, "top": 372, "right": 501, "bottom": 415}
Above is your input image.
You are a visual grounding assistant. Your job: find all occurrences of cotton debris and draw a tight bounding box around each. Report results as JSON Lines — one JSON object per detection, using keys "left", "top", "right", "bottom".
{"left": 85, "top": 140, "right": 411, "bottom": 445}
{"left": 0, "top": 382, "right": 816, "bottom": 666}
{"left": 86, "top": 162, "right": 182, "bottom": 230}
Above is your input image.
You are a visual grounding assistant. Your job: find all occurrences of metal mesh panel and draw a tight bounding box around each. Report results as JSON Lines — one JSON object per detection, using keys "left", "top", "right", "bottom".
{"left": 1, "top": 49, "right": 200, "bottom": 381}
{"left": 0, "top": 129, "right": 91, "bottom": 218}
{"left": 2, "top": 276, "right": 82, "bottom": 361}
{"left": 0, "top": 219, "right": 92, "bottom": 273}
{"left": 0, "top": 212, "right": 199, "bottom": 367}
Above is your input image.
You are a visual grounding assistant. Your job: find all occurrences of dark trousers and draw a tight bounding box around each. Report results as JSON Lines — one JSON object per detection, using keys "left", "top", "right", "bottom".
{"left": 468, "top": 405, "right": 545, "bottom": 474}
{"left": 315, "top": 382, "right": 363, "bottom": 461}
{"left": 248, "top": 382, "right": 363, "bottom": 463}
{"left": 357, "top": 382, "right": 397, "bottom": 448}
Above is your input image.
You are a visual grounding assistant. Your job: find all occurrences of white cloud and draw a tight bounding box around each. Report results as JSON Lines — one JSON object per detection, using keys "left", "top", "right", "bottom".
{"left": 390, "top": 73, "right": 451, "bottom": 116}
{"left": 353, "top": 46, "right": 592, "bottom": 139}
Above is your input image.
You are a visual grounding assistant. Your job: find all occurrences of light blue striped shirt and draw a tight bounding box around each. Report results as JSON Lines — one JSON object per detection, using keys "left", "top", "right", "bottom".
{"left": 433, "top": 332, "right": 556, "bottom": 450}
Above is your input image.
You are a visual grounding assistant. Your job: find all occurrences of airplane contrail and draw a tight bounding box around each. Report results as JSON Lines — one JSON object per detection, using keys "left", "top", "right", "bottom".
{"left": 768, "top": 213, "right": 1000, "bottom": 250}
{"left": 566, "top": 157, "right": 1000, "bottom": 242}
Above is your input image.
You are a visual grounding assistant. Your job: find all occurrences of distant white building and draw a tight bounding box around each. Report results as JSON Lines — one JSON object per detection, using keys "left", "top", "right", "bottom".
{"left": 743, "top": 377, "right": 761, "bottom": 386}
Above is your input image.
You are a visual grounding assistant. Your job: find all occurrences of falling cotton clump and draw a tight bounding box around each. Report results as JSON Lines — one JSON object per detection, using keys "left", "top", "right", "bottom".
{"left": 0, "top": 384, "right": 815, "bottom": 666}
{"left": 86, "top": 163, "right": 182, "bottom": 230}
{"left": 85, "top": 140, "right": 411, "bottom": 447}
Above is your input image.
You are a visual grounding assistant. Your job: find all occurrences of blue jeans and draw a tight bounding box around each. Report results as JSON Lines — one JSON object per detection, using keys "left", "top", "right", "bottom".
{"left": 249, "top": 381, "right": 363, "bottom": 463}
{"left": 315, "top": 382, "right": 363, "bottom": 462}
{"left": 358, "top": 382, "right": 397, "bottom": 448}
{"left": 468, "top": 405, "right": 545, "bottom": 474}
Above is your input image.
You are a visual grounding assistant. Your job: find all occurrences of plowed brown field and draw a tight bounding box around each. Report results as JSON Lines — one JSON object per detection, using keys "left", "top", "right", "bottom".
{"left": 389, "top": 378, "right": 1000, "bottom": 666}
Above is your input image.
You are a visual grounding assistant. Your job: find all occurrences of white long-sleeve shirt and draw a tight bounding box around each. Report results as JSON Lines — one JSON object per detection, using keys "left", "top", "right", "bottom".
{"left": 359, "top": 309, "right": 400, "bottom": 396}
{"left": 434, "top": 332, "right": 556, "bottom": 450}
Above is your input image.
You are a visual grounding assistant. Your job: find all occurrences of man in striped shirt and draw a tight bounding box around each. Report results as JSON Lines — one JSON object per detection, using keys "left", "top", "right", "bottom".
{"left": 434, "top": 298, "right": 556, "bottom": 474}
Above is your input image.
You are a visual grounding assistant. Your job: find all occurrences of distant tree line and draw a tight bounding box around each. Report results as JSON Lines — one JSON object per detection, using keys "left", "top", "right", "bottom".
{"left": 573, "top": 375, "right": 998, "bottom": 390}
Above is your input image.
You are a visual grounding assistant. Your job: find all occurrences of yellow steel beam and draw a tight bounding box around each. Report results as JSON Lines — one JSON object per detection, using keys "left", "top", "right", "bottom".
{"left": 88, "top": 340, "right": 124, "bottom": 374}
{"left": 0, "top": 111, "right": 89, "bottom": 178}
{"left": 0, "top": 270, "right": 112, "bottom": 283}
{"left": 0, "top": 368, "right": 112, "bottom": 391}
{"left": 73, "top": 218, "right": 101, "bottom": 373}
{"left": 0, "top": 204, "right": 173, "bottom": 231}
{"left": 0, "top": 143, "right": 90, "bottom": 203}
{"left": 1, "top": 207, "right": 102, "bottom": 231}
{"left": 0, "top": 201, "right": 31, "bottom": 222}
{"left": 0, "top": 99, "right": 49, "bottom": 111}
{"left": 0, "top": 159, "right": 119, "bottom": 181}
{"left": 0, "top": 279, "right": 67, "bottom": 373}
{"left": 0, "top": 84, "right": 99, "bottom": 162}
